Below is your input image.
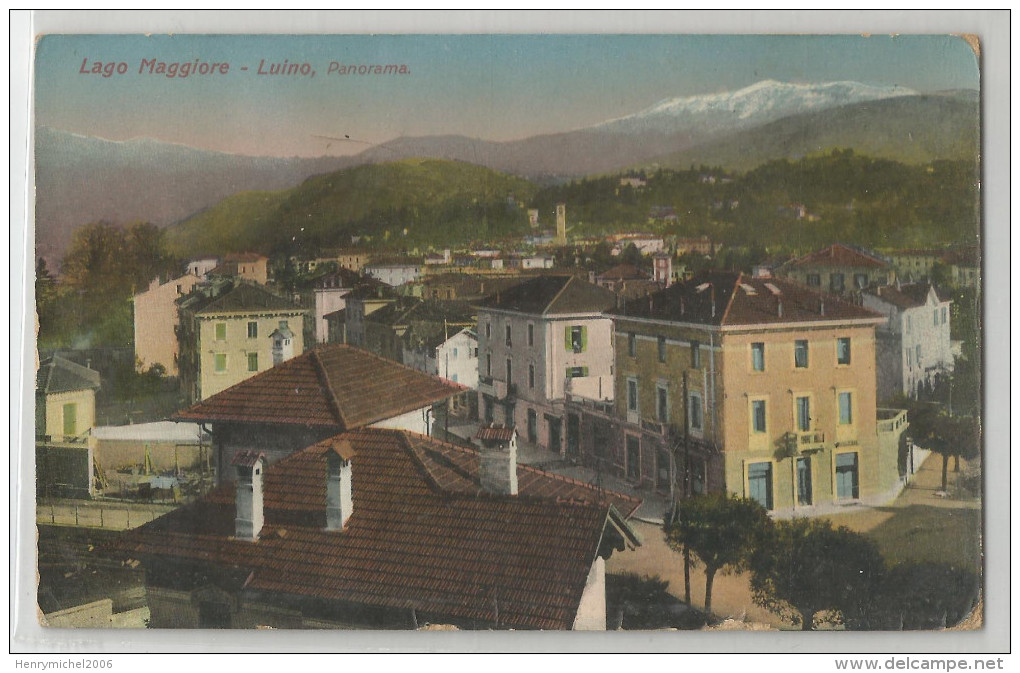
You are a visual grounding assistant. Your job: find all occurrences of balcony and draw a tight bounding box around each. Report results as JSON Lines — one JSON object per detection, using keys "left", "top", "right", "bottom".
{"left": 877, "top": 408, "right": 909, "bottom": 434}
{"left": 797, "top": 430, "right": 826, "bottom": 449}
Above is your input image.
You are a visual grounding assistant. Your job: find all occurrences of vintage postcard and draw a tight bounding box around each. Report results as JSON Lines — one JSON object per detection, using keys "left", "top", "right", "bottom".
{"left": 21, "top": 20, "right": 996, "bottom": 650}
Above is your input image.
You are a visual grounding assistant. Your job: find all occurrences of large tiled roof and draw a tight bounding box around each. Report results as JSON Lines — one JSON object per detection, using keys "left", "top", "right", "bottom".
{"left": 477, "top": 275, "right": 616, "bottom": 315}
{"left": 188, "top": 283, "right": 302, "bottom": 315}
{"left": 941, "top": 245, "right": 980, "bottom": 267}
{"left": 224, "top": 252, "right": 268, "bottom": 263}
{"left": 787, "top": 244, "right": 890, "bottom": 270}
{"left": 36, "top": 356, "right": 101, "bottom": 394}
{"left": 174, "top": 345, "right": 464, "bottom": 429}
{"left": 611, "top": 272, "right": 883, "bottom": 327}
{"left": 598, "top": 264, "right": 649, "bottom": 281}
{"left": 121, "top": 429, "right": 641, "bottom": 630}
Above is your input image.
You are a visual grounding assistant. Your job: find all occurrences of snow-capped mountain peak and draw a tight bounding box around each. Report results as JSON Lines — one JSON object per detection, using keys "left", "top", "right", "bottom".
{"left": 593, "top": 80, "right": 918, "bottom": 135}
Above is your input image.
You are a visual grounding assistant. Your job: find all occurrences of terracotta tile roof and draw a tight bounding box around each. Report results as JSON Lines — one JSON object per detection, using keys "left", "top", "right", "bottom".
{"left": 174, "top": 345, "right": 465, "bottom": 429}
{"left": 231, "top": 450, "right": 265, "bottom": 468}
{"left": 611, "top": 272, "right": 883, "bottom": 327}
{"left": 478, "top": 275, "right": 616, "bottom": 315}
{"left": 36, "top": 356, "right": 101, "bottom": 394}
{"left": 787, "top": 243, "right": 890, "bottom": 270}
{"left": 224, "top": 252, "right": 268, "bottom": 263}
{"left": 121, "top": 429, "right": 641, "bottom": 630}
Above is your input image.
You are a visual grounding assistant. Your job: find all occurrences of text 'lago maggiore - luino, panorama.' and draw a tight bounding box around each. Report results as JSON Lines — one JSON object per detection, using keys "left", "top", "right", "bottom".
{"left": 78, "top": 58, "right": 411, "bottom": 79}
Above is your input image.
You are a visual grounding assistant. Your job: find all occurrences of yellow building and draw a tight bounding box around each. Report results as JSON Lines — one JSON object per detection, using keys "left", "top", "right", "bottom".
{"left": 593, "top": 272, "right": 907, "bottom": 514}
{"left": 36, "top": 356, "right": 102, "bottom": 498}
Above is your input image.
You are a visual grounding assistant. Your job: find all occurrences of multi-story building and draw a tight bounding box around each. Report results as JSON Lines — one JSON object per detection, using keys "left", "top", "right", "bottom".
{"left": 942, "top": 245, "right": 980, "bottom": 289}
{"left": 862, "top": 284, "right": 953, "bottom": 401}
{"left": 576, "top": 272, "right": 907, "bottom": 513}
{"left": 779, "top": 243, "right": 894, "bottom": 295}
{"left": 208, "top": 253, "right": 270, "bottom": 286}
{"left": 885, "top": 249, "right": 945, "bottom": 284}
{"left": 362, "top": 298, "right": 475, "bottom": 365}
{"left": 364, "top": 261, "right": 423, "bottom": 287}
{"left": 403, "top": 327, "right": 479, "bottom": 419}
{"left": 335, "top": 249, "right": 371, "bottom": 273}
{"left": 475, "top": 275, "right": 616, "bottom": 454}
{"left": 183, "top": 256, "right": 220, "bottom": 280}
{"left": 312, "top": 268, "right": 361, "bottom": 343}
{"left": 133, "top": 273, "right": 202, "bottom": 376}
{"left": 178, "top": 282, "right": 307, "bottom": 403}
{"left": 343, "top": 282, "right": 398, "bottom": 348}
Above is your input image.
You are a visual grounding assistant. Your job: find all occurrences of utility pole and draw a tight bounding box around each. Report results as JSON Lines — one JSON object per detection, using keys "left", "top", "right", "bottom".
{"left": 681, "top": 369, "right": 691, "bottom": 604}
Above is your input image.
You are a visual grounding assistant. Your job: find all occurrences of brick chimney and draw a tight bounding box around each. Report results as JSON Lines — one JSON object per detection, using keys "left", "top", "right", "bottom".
{"left": 232, "top": 451, "right": 265, "bottom": 541}
{"left": 325, "top": 440, "right": 356, "bottom": 531}
{"left": 474, "top": 425, "right": 518, "bottom": 495}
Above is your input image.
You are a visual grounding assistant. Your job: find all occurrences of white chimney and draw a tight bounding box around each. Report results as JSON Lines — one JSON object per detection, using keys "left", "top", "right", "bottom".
{"left": 475, "top": 425, "right": 518, "bottom": 495}
{"left": 232, "top": 451, "right": 265, "bottom": 541}
{"left": 270, "top": 320, "right": 296, "bottom": 366}
{"left": 325, "top": 440, "right": 355, "bottom": 531}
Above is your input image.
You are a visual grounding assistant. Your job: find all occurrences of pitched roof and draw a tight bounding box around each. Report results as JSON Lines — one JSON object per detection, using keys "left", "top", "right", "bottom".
{"left": 224, "top": 252, "right": 268, "bottom": 263}
{"left": 787, "top": 244, "right": 890, "bottom": 270}
{"left": 864, "top": 283, "right": 942, "bottom": 310}
{"left": 611, "top": 272, "right": 883, "bottom": 328}
{"left": 174, "top": 345, "right": 464, "bottom": 429}
{"left": 941, "top": 245, "right": 980, "bottom": 267}
{"left": 475, "top": 425, "right": 516, "bottom": 442}
{"left": 477, "top": 275, "right": 616, "bottom": 315}
{"left": 36, "top": 356, "right": 101, "bottom": 394}
{"left": 121, "top": 428, "right": 641, "bottom": 630}
{"left": 187, "top": 283, "right": 302, "bottom": 315}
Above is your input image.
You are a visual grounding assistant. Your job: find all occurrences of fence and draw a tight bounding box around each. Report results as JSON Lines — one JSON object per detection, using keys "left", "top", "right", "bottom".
{"left": 37, "top": 501, "right": 177, "bottom": 530}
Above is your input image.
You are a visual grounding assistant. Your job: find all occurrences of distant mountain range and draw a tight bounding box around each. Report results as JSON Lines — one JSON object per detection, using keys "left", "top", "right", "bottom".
{"left": 35, "top": 80, "right": 979, "bottom": 265}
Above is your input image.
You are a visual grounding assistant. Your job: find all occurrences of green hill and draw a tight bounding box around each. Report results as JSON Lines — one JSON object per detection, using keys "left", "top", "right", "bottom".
{"left": 166, "top": 159, "right": 538, "bottom": 258}
{"left": 638, "top": 94, "right": 979, "bottom": 172}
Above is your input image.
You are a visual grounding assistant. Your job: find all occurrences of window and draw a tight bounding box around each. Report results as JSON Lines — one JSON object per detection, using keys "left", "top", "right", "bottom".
{"left": 526, "top": 409, "right": 538, "bottom": 443}
{"left": 837, "top": 337, "right": 851, "bottom": 365}
{"left": 214, "top": 353, "right": 227, "bottom": 372}
{"left": 934, "top": 310, "right": 939, "bottom": 327}
{"left": 689, "top": 393, "right": 703, "bottom": 431}
{"left": 806, "top": 273, "right": 821, "bottom": 287}
{"left": 506, "top": 358, "right": 512, "bottom": 384}
{"left": 915, "top": 344, "right": 921, "bottom": 366}
{"left": 690, "top": 341, "right": 701, "bottom": 368}
{"left": 505, "top": 323, "right": 512, "bottom": 346}
{"left": 796, "top": 396, "right": 811, "bottom": 431}
{"left": 215, "top": 322, "right": 227, "bottom": 341}
{"left": 657, "top": 336, "right": 666, "bottom": 362}
{"left": 751, "top": 342, "right": 765, "bottom": 371}
{"left": 830, "top": 273, "right": 845, "bottom": 293}
{"left": 941, "top": 307, "right": 947, "bottom": 325}
{"left": 836, "top": 452, "right": 860, "bottom": 499}
{"left": 247, "top": 321, "right": 258, "bottom": 339}
{"left": 906, "top": 315, "right": 912, "bottom": 333}
{"left": 748, "top": 462, "right": 773, "bottom": 510}
{"left": 528, "top": 323, "right": 534, "bottom": 346}
{"left": 62, "top": 403, "right": 77, "bottom": 437}
{"left": 656, "top": 450, "right": 671, "bottom": 490}
{"left": 628, "top": 333, "right": 636, "bottom": 357}
{"left": 568, "top": 325, "right": 585, "bottom": 353}
{"left": 247, "top": 352, "right": 258, "bottom": 372}
{"left": 451, "top": 374, "right": 458, "bottom": 383}
{"left": 854, "top": 273, "right": 868, "bottom": 289}
{"left": 752, "top": 400, "right": 767, "bottom": 433}
{"left": 838, "top": 392, "right": 853, "bottom": 425}
{"left": 486, "top": 353, "right": 492, "bottom": 377}
{"left": 528, "top": 364, "right": 535, "bottom": 388}
{"left": 796, "top": 457, "right": 812, "bottom": 506}
{"left": 484, "top": 322, "right": 491, "bottom": 339}
{"left": 656, "top": 385, "right": 669, "bottom": 423}
{"left": 627, "top": 379, "right": 638, "bottom": 412}
{"left": 794, "top": 340, "right": 809, "bottom": 368}
{"left": 567, "top": 366, "right": 588, "bottom": 379}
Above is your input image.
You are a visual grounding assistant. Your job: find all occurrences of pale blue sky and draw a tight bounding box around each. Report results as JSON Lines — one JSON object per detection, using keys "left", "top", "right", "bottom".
{"left": 34, "top": 34, "right": 980, "bottom": 157}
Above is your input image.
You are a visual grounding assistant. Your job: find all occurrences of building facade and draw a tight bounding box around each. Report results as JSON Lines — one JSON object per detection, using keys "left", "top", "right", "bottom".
{"left": 133, "top": 273, "right": 202, "bottom": 376}
{"left": 476, "top": 276, "right": 616, "bottom": 454}
{"left": 862, "top": 284, "right": 953, "bottom": 401}
{"left": 779, "top": 243, "right": 894, "bottom": 295}
{"left": 577, "top": 272, "right": 908, "bottom": 514}
{"left": 178, "top": 283, "right": 307, "bottom": 403}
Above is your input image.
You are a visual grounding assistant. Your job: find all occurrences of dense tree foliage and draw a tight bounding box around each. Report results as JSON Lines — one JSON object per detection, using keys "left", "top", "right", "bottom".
{"left": 751, "top": 518, "right": 884, "bottom": 630}
{"left": 663, "top": 494, "right": 772, "bottom": 618}
{"left": 907, "top": 403, "right": 981, "bottom": 491}
{"left": 847, "top": 561, "right": 980, "bottom": 630}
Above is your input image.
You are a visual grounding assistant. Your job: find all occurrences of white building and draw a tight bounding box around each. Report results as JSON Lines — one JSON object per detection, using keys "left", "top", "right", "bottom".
{"left": 403, "top": 327, "right": 479, "bottom": 389}
{"left": 313, "top": 270, "right": 360, "bottom": 343}
{"left": 522, "top": 255, "right": 555, "bottom": 270}
{"left": 184, "top": 256, "right": 220, "bottom": 280}
{"left": 862, "top": 283, "right": 953, "bottom": 401}
{"left": 476, "top": 275, "right": 616, "bottom": 454}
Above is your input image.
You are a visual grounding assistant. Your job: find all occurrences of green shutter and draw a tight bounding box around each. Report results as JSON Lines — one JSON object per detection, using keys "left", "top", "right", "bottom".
{"left": 581, "top": 326, "right": 588, "bottom": 352}
{"left": 62, "top": 403, "right": 77, "bottom": 437}
{"left": 564, "top": 325, "right": 571, "bottom": 351}
{"left": 582, "top": 366, "right": 589, "bottom": 376}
